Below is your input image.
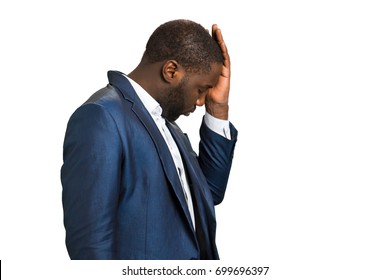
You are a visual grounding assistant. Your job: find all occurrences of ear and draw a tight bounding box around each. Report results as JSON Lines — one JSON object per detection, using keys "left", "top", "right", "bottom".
{"left": 161, "top": 60, "right": 184, "bottom": 84}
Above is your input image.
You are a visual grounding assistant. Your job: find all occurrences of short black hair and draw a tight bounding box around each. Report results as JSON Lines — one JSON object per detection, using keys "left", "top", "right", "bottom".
{"left": 144, "top": 19, "right": 224, "bottom": 73}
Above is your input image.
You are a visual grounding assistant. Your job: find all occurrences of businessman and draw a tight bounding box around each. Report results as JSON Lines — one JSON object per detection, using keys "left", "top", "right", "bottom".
{"left": 61, "top": 19, "right": 237, "bottom": 260}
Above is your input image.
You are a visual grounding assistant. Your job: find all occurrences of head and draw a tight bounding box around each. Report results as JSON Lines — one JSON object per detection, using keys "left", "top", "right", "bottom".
{"left": 131, "top": 19, "right": 224, "bottom": 122}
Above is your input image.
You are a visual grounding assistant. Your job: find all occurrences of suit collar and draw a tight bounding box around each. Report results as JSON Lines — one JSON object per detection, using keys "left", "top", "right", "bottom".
{"left": 107, "top": 70, "right": 136, "bottom": 103}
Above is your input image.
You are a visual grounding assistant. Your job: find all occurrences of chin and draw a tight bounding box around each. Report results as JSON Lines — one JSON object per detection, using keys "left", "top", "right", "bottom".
{"left": 167, "top": 115, "right": 180, "bottom": 122}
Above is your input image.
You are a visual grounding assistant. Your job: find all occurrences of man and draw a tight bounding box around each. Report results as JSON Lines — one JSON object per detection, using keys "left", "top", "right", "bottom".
{"left": 61, "top": 19, "right": 237, "bottom": 260}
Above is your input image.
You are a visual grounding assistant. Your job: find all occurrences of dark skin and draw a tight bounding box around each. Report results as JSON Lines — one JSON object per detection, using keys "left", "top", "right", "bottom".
{"left": 128, "top": 24, "right": 230, "bottom": 122}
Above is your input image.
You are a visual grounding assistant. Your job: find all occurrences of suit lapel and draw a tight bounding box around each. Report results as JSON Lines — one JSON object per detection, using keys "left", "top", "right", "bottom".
{"left": 166, "top": 121, "right": 218, "bottom": 259}
{"left": 107, "top": 71, "right": 195, "bottom": 232}
{"left": 165, "top": 121, "right": 216, "bottom": 210}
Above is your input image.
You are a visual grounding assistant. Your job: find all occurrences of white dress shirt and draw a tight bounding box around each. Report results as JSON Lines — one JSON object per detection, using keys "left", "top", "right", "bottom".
{"left": 124, "top": 75, "right": 231, "bottom": 229}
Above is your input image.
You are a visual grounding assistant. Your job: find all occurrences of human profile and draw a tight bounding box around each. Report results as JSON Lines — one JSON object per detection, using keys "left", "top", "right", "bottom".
{"left": 61, "top": 19, "right": 237, "bottom": 260}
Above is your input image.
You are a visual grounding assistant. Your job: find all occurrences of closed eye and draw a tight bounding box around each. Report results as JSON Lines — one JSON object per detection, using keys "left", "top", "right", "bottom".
{"left": 198, "top": 87, "right": 210, "bottom": 94}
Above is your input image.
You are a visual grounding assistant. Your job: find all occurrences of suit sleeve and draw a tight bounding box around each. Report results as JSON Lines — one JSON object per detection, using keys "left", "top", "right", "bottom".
{"left": 61, "top": 103, "right": 122, "bottom": 259}
{"left": 198, "top": 118, "right": 238, "bottom": 205}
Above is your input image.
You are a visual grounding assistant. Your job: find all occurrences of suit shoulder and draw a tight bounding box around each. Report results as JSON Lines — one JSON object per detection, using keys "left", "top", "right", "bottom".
{"left": 84, "top": 84, "right": 122, "bottom": 106}
{"left": 74, "top": 84, "right": 132, "bottom": 116}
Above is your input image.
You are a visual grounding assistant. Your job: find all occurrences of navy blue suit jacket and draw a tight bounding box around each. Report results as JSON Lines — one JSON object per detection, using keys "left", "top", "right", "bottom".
{"left": 61, "top": 71, "right": 237, "bottom": 259}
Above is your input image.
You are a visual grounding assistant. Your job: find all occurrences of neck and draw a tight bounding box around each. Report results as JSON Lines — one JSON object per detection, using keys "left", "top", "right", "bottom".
{"left": 128, "top": 63, "right": 164, "bottom": 101}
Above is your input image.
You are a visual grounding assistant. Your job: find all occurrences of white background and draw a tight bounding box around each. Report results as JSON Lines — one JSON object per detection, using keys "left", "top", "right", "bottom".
{"left": 1, "top": 0, "right": 389, "bottom": 279}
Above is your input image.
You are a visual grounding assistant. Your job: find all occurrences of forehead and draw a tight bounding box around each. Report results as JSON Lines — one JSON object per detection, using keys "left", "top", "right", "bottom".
{"left": 186, "top": 63, "right": 222, "bottom": 87}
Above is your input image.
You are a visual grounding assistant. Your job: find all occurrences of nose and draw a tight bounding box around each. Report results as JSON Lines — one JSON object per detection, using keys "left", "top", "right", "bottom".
{"left": 196, "top": 92, "right": 207, "bottom": 106}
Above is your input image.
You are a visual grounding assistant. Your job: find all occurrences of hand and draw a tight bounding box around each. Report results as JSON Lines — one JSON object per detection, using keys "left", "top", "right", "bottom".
{"left": 205, "top": 24, "right": 231, "bottom": 120}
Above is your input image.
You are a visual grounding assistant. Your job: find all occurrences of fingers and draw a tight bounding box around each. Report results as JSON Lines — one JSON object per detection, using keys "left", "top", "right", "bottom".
{"left": 212, "top": 24, "right": 230, "bottom": 72}
{"left": 211, "top": 24, "right": 223, "bottom": 47}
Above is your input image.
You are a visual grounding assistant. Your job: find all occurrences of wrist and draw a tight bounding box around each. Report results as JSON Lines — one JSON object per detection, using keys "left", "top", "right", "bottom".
{"left": 205, "top": 103, "right": 229, "bottom": 120}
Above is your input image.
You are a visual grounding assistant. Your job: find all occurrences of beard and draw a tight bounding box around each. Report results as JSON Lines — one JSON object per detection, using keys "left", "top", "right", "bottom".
{"left": 161, "top": 76, "right": 188, "bottom": 122}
